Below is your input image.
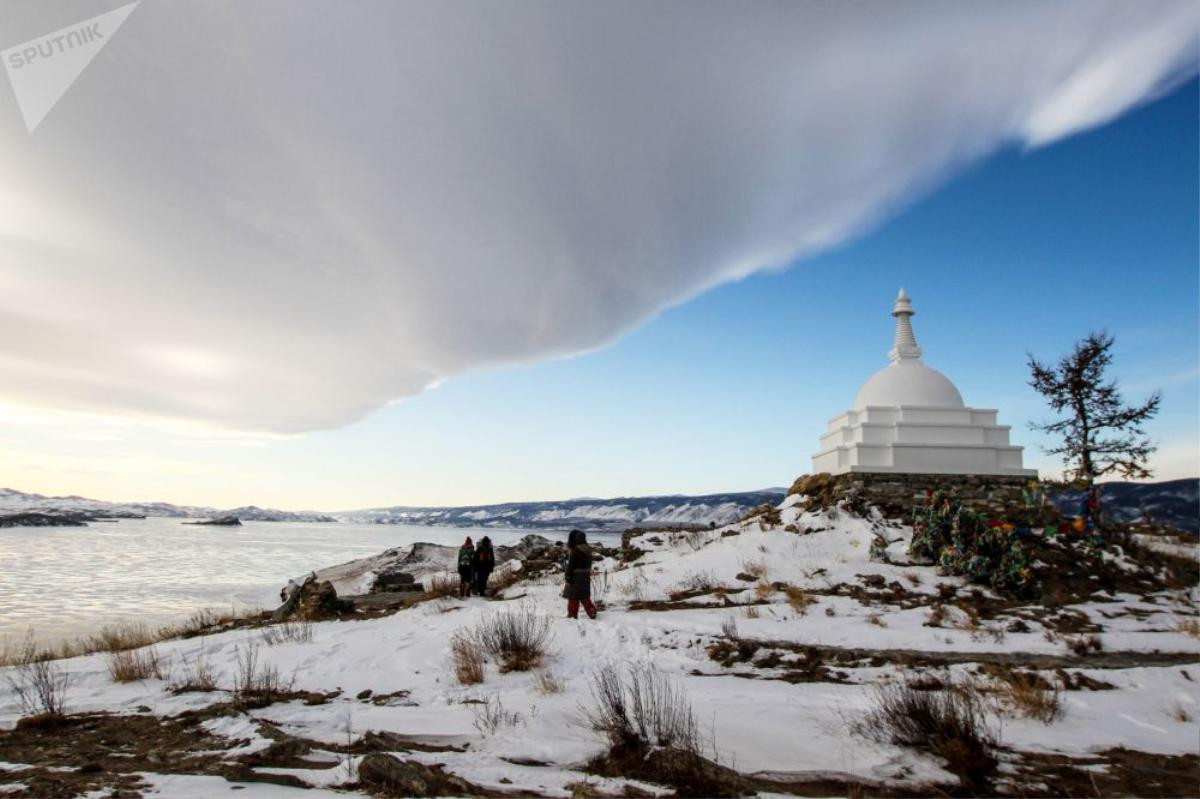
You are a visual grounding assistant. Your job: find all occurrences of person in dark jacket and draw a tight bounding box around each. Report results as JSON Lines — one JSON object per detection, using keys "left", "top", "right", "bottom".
{"left": 473, "top": 536, "right": 495, "bottom": 597}
{"left": 564, "top": 529, "right": 597, "bottom": 619}
{"left": 457, "top": 537, "right": 475, "bottom": 598}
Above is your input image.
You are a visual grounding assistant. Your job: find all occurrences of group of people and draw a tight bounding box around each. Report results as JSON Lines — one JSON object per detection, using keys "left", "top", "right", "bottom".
{"left": 454, "top": 529, "right": 599, "bottom": 619}
{"left": 456, "top": 536, "right": 495, "bottom": 597}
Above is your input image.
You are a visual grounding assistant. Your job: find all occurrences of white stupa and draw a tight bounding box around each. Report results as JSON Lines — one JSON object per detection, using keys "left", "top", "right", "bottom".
{"left": 812, "top": 289, "right": 1035, "bottom": 477}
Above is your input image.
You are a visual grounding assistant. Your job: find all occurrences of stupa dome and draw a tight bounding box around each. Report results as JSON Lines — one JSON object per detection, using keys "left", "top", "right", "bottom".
{"left": 853, "top": 359, "right": 964, "bottom": 409}
{"left": 812, "top": 288, "right": 1035, "bottom": 478}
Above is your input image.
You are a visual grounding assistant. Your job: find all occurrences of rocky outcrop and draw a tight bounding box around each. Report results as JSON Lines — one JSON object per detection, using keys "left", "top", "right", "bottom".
{"left": 789, "top": 472, "right": 1056, "bottom": 523}
{"left": 357, "top": 753, "right": 479, "bottom": 797}
{"left": 0, "top": 512, "right": 90, "bottom": 528}
{"left": 273, "top": 574, "right": 353, "bottom": 621}
{"left": 184, "top": 515, "right": 242, "bottom": 526}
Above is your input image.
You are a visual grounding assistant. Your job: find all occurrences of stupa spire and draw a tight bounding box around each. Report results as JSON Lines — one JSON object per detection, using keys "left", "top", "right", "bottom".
{"left": 889, "top": 287, "right": 922, "bottom": 362}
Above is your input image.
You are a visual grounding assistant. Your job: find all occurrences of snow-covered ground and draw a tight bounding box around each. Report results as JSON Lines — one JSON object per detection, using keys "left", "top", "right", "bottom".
{"left": 1, "top": 494, "right": 1196, "bottom": 797}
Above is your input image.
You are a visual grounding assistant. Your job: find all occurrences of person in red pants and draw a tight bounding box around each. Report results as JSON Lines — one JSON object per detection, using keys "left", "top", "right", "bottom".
{"left": 564, "top": 529, "right": 597, "bottom": 619}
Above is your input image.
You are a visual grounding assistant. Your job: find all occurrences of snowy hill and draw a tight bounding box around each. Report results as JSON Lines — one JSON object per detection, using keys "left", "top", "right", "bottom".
{"left": 1, "top": 485, "right": 1195, "bottom": 797}
{"left": 0, "top": 487, "right": 337, "bottom": 523}
{"left": 335, "top": 489, "right": 786, "bottom": 530}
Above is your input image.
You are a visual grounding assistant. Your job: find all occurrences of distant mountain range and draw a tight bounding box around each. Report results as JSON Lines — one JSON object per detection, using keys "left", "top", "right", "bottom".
{"left": 0, "top": 479, "right": 1194, "bottom": 532}
{"left": 1046, "top": 478, "right": 1198, "bottom": 533}
{"left": 0, "top": 488, "right": 337, "bottom": 523}
{"left": 334, "top": 490, "right": 788, "bottom": 530}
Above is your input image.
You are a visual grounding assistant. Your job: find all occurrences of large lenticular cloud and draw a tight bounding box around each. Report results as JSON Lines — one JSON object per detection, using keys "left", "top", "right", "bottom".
{"left": 0, "top": 1, "right": 1196, "bottom": 433}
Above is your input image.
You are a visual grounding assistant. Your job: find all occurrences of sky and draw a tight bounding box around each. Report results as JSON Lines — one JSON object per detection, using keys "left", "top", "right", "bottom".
{"left": 0, "top": 1, "right": 1196, "bottom": 510}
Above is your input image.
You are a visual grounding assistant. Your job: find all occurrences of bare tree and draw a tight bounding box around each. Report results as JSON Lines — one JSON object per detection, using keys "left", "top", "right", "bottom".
{"left": 1028, "top": 331, "right": 1160, "bottom": 518}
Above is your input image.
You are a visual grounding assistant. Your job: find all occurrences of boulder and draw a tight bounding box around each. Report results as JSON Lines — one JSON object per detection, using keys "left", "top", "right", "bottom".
{"left": 272, "top": 574, "right": 352, "bottom": 621}
{"left": 357, "top": 753, "right": 475, "bottom": 797}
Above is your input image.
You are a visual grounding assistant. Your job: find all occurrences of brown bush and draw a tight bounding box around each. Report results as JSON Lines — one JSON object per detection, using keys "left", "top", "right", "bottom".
{"left": 425, "top": 573, "right": 460, "bottom": 599}
{"left": 856, "top": 679, "right": 996, "bottom": 793}
{"left": 470, "top": 605, "right": 552, "bottom": 673}
{"left": 992, "top": 670, "right": 1064, "bottom": 724}
{"left": 783, "top": 585, "right": 814, "bottom": 615}
{"left": 451, "top": 632, "right": 485, "bottom": 685}
{"left": 583, "top": 664, "right": 742, "bottom": 797}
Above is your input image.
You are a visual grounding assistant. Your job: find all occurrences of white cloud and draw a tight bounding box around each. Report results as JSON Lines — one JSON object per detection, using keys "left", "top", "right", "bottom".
{"left": 1, "top": 1, "right": 1196, "bottom": 433}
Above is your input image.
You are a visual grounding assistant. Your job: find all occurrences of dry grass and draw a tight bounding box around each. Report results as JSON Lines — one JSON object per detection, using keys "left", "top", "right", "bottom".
{"left": 469, "top": 605, "right": 552, "bottom": 673}
{"left": 720, "top": 616, "right": 739, "bottom": 640}
{"left": 783, "top": 584, "right": 814, "bottom": 615}
{"left": 1176, "top": 618, "right": 1200, "bottom": 638}
{"left": 0, "top": 608, "right": 261, "bottom": 668}
{"left": 232, "top": 644, "right": 295, "bottom": 707}
{"left": 855, "top": 678, "right": 996, "bottom": 793}
{"left": 675, "top": 570, "right": 717, "bottom": 594}
{"left": 169, "top": 641, "right": 220, "bottom": 693}
{"left": 4, "top": 634, "right": 71, "bottom": 718}
{"left": 739, "top": 557, "right": 768, "bottom": 581}
{"left": 261, "top": 619, "right": 314, "bottom": 645}
{"left": 744, "top": 605, "right": 760, "bottom": 619}
{"left": 991, "top": 670, "right": 1064, "bottom": 724}
{"left": 425, "top": 573, "right": 461, "bottom": 599}
{"left": 107, "top": 646, "right": 168, "bottom": 683}
{"left": 535, "top": 669, "right": 563, "bottom": 694}
{"left": 904, "top": 572, "right": 922, "bottom": 586}
{"left": 472, "top": 695, "right": 523, "bottom": 735}
{"left": 866, "top": 612, "right": 887, "bottom": 627}
{"left": 1067, "top": 634, "right": 1103, "bottom": 656}
{"left": 451, "top": 631, "right": 485, "bottom": 685}
{"left": 583, "top": 664, "right": 741, "bottom": 797}
{"left": 754, "top": 581, "right": 775, "bottom": 601}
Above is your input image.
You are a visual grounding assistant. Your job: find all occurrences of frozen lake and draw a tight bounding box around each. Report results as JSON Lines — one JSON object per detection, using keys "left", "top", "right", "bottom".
{"left": 0, "top": 517, "right": 615, "bottom": 645}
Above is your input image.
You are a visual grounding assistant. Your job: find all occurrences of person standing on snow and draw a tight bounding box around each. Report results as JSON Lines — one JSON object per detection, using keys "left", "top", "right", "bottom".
{"left": 457, "top": 537, "right": 475, "bottom": 598}
{"left": 564, "top": 529, "right": 598, "bottom": 619}
{"left": 473, "top": 536, "right": 495, "bottom": 597}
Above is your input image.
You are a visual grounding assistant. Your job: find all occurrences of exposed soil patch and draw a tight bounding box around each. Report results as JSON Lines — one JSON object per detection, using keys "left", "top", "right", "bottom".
{"left": 1001, "top": 747, "right": 1200, "bottom": 798}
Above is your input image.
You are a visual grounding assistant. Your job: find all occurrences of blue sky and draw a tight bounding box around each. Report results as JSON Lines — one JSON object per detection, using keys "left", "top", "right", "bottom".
{"left": 284, "top": 79, "right": 1197, "bottom": 507}
{"left": 2, "top": 4, "right": 1196, "bottom": 510}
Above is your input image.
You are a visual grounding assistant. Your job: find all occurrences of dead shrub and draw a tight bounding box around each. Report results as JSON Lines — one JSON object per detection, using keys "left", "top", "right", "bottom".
{"left": 720, "top": 616, "right": 739, "bottom": 640}
{"left": 4, "top": 634, "right": 71, "bottom": 718}
{"left": 992, "top": 670, "right": 1064, "bottom": 724}
{"left": 583, "top": 664, "right": 700, "bottom": 754}
{"left": 451, "top": 631, "right": 485, "bottom": 685}
{"left": 926, "top": 604, "right": 947, "bottom": 627}
{"left": 675, "top": 571, "right": 717, "bottom": 594}
{"left": 855, "top": 679, "right": 996, "bottom": 793}
{"left": 425, "top": 573, "right": 460, "bottom": 599}
{"left": 107, "top": 646, "right": 167, "bottom": 683}
{"left": 535, "top": 669, "right": 563, "bottom": 694}
{"left": 232, "top": 643, "right": 295, "bottom": 707}
{"left": 783, "top": 585, "right": 814, "bottom": 615}
{"left": 260, "top": 619, "right": 314, "bottom": 645}
{"left": 170, "top": 641, "right": 219, "bottom": 693}
{"left": 472, "top": 694, "right": 523, "bottom": 735}
{"left": 87, "top": 623, "right": 159, "bottom": 654}
{"left": 1066, "top": 634, "right": 1103, "bottom": 656}
{"left": 739, "top": 557, "right": 768, "bottom": 581}
{"left": 582, "top": 664, "right": 741, "bottom": 797}
{"left": 470, "top": 605, "right": 552, "bottom": 672}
